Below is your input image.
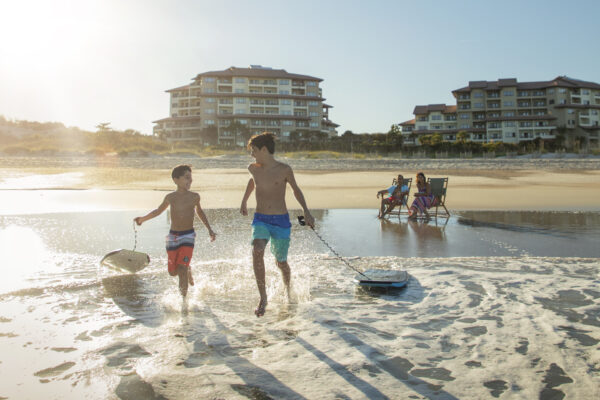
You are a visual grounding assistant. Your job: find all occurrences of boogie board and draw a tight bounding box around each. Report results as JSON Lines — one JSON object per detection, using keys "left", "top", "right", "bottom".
{"left": 100, "top": 249, "right": 150, "bottom": 273}
{"left": 354, "top": 269, "right": 408, "bottom": 289}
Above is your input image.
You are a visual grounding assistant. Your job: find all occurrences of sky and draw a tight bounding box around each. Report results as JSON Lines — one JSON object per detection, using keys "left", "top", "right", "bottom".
{"left": 1, "top": 0, "right": 599, "bottom": 135}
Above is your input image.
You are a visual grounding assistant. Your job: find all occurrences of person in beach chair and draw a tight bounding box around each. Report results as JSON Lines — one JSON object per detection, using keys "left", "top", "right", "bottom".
{"left": 408, "top": 172, "right": 438, "bottom": 220}
{"left": 377, "top": 174, "right": 411, "bottom": 218}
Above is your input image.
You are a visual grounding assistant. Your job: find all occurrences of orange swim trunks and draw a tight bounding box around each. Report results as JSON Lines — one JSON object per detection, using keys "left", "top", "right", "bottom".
{"left": 165, "top": 229, "right": 196, "bottom": 274}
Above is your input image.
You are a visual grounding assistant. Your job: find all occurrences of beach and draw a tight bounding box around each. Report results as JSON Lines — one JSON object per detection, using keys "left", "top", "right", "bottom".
{"left": 0, "top": 156, "right": 599, "bottom": 399}
{"left": 1, "top": 155, "right": 600, "bottom": 213}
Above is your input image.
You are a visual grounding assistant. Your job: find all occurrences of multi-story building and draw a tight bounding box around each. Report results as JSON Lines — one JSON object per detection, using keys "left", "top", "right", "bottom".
{"left": 153, "top": 65, "right": 338, "bottom": 146}
{"left": 400, "top": 76, "right": 600, "bottom": 148}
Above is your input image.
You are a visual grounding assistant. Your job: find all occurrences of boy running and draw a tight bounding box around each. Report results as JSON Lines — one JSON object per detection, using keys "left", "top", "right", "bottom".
{"left": 240, "top": 132, "right": 314, "bottom": 317}
{"left": 134, "top": 164, "right": 216, "bottom": 297}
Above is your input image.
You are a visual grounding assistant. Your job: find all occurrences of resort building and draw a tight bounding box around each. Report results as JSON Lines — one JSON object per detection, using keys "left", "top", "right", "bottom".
{"left": 153, "top": 65, "right": 338, "bottom": 146}
{"left": 400, "top": 76, "right": 600, "bottom": 148}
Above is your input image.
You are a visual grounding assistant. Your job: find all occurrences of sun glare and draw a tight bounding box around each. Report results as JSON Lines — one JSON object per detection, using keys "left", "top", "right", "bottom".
{"left": 0, "top": 225, "right": 49, "bottom": 292}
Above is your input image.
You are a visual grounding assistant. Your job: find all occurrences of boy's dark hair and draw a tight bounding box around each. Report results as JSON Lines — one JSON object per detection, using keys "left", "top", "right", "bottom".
{"left": 172, "top": 164, "right": 192, "bottom": 179}
{"left": 248, "top": 132, "right": 275, "bottom": 154}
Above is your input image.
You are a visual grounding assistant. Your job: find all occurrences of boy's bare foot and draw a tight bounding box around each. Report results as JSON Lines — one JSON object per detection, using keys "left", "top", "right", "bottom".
{"left": 188, "top": 267, "right": 194, "bottom": 286}
{"left": 177, "top": 265, "right": 188, "bottom": 297}
{"left": 254, "top": 298, "right": 267, "bottom": 317}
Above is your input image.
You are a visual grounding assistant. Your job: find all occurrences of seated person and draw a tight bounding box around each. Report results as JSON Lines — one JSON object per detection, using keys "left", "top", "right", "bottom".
{"left": 377, "top": 174, "right": 409, "bottom": 218}
{"left": 408, "top": 172, "right": 438, "bottom": 220}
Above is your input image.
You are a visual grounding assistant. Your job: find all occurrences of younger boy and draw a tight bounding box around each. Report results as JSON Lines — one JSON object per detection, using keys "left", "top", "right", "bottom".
{"left": 134, "top": 164, "right": 216, "bottom": 296}
{"left": 240, "top": 132, "right": 314, "bottom": 317}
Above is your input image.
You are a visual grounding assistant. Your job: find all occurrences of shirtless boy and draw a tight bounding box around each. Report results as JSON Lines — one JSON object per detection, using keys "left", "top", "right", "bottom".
{"left": 240, "top": 132, "right": 314, "bottom": 317}
{"left": 134, "top": 164, "right": 216, "bottom": 297}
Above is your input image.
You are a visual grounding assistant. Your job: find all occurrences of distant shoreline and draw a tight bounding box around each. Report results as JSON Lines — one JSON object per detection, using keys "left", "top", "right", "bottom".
{"left": 1, "top": 154, "right": 600, "bottom": 171}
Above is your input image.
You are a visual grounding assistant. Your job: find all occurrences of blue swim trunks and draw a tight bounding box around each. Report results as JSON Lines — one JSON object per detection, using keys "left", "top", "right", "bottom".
{"left": 251, "top": 213, "right": 291, "bottom": 262}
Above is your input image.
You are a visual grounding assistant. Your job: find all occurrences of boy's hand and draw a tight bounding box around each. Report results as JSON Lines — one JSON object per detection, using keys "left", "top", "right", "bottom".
{"left": 240, "top": 202, "right": 248, "bottom": 216}
{"left": 209, "top": 230, "right": 217, "bottom": 242}
{"left": 134, "top": 217, "right": 142, "bottom": 226}
{"left": 304, "top": 212, "right": 315, "bottom": 228}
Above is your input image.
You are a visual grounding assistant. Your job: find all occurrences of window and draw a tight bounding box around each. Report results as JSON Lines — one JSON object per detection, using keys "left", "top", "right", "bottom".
{"left": 205, "top": 109, "right": 215, "bottom": 114}
{"left": 309, "top": 112, "right": 319, "bottom": 117}
{"left": 234, "top": 109, "right": 246, "bottom": 114}
{"left": 238, "top": 119, "right": 248, "bottom": 124}
{"left": 504, "top": 111, "right": 515, "bottom": 117}
{"left": 263, "top": 79, "right": 276, "bottom": 85}
{"left": 279, "top": 90, "right": 290, "bottom": 95}
{"left": 280, "top": 110, "right": 292, "bottom": 115}
{"left": 235, "top": 78, "right": 246, "bottom": 83}
{"left": 504, "top": 121, "right": 516, "bottom": 127}
{"left": 418, "top": 125, "right": 427, "bottom": 130}
{"left": 503, "top": 90, "right": 514, "bottom": 96}
{"left": 418, "top": 116, "right": 427, "bottom": 121}
{"left": 281, "top": 99, "right": 292, "bottom": 105}
{"left": 307, "top": 81, "right": 317, "bottom": 86}
{"left": 460, "top": 124, "right": 470, "bottom": 129}
{"left": 583, "top": 90, "right": 590, "bottom": 95}
{"left": 548, "top": 89, "right": 555, "bottom": 94}
{"left": 205, "top": 98, "right": 216, "bottom": 103}
{"left": 236, "top": 98, "right": 246, "bottom": 104}
{"left": 282, "top": 120, "right": 294, "bottom": 126}
{"left": 559, "top": 99, "right": 567, "bottom": 104}
{"left": 235, "top": 89, "right": 245, "bottom": 93}
{"left": 204, "top": 77, "right": 215, "bottom": 83}
{"left": 568, "top": 109, "right": 575, "bottom": 114}
{"left": 279, "top": 80, "right": 290, "bottom": 85}
{"left": 431, "top": 115, "right": 442, "bottom": 120}
{"left": 203, "top": 88, "right": 215, "bottom": 93}
{"left": 308, "top": 101, "right": 319, "bottom": 106}
{"left": 503, "top": 101, "right": 514, "bottom": 107}
{"left": 549, "top": 99, "right": 555, "bottom": 105}
{"left": 204, "top": 120, "right": 215, "bottom": 125}
{"left": 473, "top": 92, "right": 484, "bottom": 98}
{"left": 559, "top": 88, "right": 567, "bottom": 93}
{"left": 460, "top": 113, "right": 470, "bottom": 119}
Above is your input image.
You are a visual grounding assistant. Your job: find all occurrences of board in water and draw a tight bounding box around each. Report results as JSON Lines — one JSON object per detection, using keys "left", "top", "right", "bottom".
{"left": 354, "top": 269, "right": 408, "bottom": 289}
{"left": 100, "top": 249, "right": 150, "bottom": 273}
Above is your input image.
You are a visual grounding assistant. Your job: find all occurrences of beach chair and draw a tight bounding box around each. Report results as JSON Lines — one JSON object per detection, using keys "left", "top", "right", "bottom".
{"left": 427, "top": 177, "right": 450, "bottom": 218}
{"left": 385, "top": 177, "right": 412, "bottom": 217}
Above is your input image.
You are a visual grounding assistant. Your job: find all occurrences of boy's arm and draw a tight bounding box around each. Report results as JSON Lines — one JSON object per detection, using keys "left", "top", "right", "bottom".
{"left": 134, "top": 195, "right": 169, "bottom": 225}
{"left": 286, "top": 166, "right": 314, "bottom": 228}
{"left": 195, "top": 194, "right": 216, "bottom": 241}
{"left": 240, "top": 177, "right": 255, "bottom": 216}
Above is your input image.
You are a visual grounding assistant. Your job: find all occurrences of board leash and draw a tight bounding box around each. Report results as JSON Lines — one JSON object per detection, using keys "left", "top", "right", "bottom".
{"left": 298, "top": 216, "right": 371, "bottom": 280}
{"left": 132, "top": 220, "right": 138, "bottom": 252}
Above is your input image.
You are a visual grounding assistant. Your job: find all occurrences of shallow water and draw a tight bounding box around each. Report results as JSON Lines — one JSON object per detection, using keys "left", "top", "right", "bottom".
{"left": 0, "top": 210, "right": 598, "bottom": 399}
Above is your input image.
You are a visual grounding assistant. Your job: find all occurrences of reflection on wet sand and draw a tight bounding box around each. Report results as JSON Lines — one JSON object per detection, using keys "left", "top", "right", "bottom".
{"left": 407, "top": 219, "right": 447, "bottom": 241}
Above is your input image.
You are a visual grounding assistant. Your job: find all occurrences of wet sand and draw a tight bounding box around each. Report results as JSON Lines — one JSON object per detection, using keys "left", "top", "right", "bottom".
{"left": 0, "top": 209, "right": 598, "bottom": 399}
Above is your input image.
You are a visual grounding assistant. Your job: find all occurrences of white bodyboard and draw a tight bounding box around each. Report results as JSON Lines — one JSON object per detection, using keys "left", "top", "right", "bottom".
{"left": 100, "top": 249, "right": 150, "bottom": 273}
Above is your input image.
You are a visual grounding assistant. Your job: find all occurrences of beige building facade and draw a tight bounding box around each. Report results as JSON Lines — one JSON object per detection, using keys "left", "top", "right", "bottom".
{"left": 400, "top": 76, "right": 600, "bottom": 148}
{"left": 153, "top": 66, "right": 338, "bottom": 146}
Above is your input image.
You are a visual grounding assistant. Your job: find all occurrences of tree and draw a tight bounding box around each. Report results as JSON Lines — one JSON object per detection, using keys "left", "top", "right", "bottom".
{"left": 431, "top": 132, "right": 443, "bottom": 146}
{"left": 95, "top": 122, "right": 112, "bottom": 133}
{"left": 228, "top": 120, "right": 250, "bottom": 146}
{"left": 201, "top": 126, "right": 218, "bottom": 145}
{"left": 387, "top": 124, "right": 402, "bottom": 147}
{"left": 457, "top": 131, "right": 469, "bottom": 143}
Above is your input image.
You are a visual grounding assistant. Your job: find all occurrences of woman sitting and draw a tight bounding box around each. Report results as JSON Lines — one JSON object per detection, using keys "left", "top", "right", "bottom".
{"left": 377, "top": 174, "right": 409, "bottom": 218}
{"left": 408, "top": 172, "right": 438, "bottom": 220}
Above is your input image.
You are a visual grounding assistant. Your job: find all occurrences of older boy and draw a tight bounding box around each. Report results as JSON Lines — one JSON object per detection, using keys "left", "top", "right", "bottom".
{"left": 240, "top": 132, "right": 314, "bottom": 317}
{"left": 134, "top": 164, "right": 216, "bottom": 297}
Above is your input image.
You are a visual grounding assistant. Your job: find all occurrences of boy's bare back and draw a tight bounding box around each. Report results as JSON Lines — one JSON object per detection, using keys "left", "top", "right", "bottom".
{"left": 165, "top": 191, "right": 201, "bottom": 231}
{"left": 249, "top": 161, "right": 292, "bottom": 215}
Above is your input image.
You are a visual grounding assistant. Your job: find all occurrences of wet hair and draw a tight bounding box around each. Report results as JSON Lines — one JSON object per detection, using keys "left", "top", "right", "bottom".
{"left": 248, "top": 132, "right": 275, "bottom": 154}
{"left": 171, "top": 164, "right": 191, "bottom": 179}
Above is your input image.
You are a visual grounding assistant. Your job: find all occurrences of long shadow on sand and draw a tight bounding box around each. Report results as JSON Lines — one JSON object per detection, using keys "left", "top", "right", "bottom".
{"left": 314, "top": 312, "right": 460, "bottom": 400}
{"left": 182, "top": 306, "right": 307, "bottom": 400}
{"left": 102, "top": 273, "right": 165, "bottom": 328}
